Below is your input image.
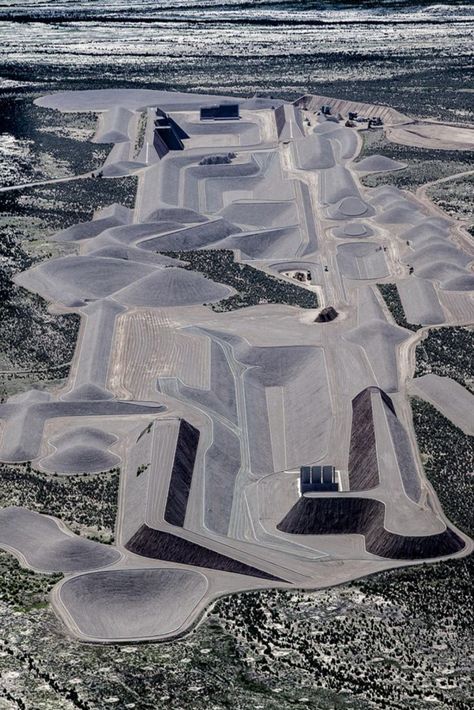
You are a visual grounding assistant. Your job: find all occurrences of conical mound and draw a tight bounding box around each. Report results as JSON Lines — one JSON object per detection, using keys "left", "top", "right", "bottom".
{"left": 115, "top": 267, "right": 232, "bottom": 307}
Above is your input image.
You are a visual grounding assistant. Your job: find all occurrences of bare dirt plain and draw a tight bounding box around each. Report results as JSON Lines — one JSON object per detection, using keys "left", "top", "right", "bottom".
{"left": 0, "top": 89, "right": 472, "bottom": 642}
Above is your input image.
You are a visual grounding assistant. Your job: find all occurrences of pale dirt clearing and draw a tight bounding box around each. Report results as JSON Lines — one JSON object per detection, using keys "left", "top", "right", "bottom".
{"left": 387, "top": 123, "right": 474, "bottom": 150}
{"left": 107, "top": 309, "right": 210, "bottom": 400}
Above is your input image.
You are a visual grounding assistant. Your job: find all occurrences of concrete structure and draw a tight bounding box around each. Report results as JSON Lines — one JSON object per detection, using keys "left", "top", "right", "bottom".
{"left": 300, "top": 465, "right": 338, "bottom": 493}
{"left": 200, "top": 104, "right": 239, "bottom": 120}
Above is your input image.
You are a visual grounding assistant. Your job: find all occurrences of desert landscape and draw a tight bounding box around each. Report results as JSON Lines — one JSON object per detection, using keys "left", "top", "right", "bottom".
{"left": 0, "top": 87, "right": 472, "bottom": 645}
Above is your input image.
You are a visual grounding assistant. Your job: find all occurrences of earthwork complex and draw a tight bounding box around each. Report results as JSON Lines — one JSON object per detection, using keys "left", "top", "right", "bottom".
{"left": 0, "top": 88, "right": 472, "bottom": 642}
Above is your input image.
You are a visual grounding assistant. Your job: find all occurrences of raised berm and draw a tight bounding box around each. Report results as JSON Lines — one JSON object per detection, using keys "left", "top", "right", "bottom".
{"left": 85, "top": 222, "right": 186, "bottom": 250}
{"left": 123, "top": 417, "right": 200, "bottom": 534}
{"left": 101, "top": 141, "right": 145, "bottom": 177}
{"left": 53, "top": 204, "right": 133, "bottom": 243}
{"left": 295, "top": 93, "right": 409, "bottom": 124}
{"left": 114, "top": 267, "right": 232, "bottom": 307}
{"left": 125, "top": 527, "right": 285, "bottom": 582}
{"left": 333, "top": 222, "right": 374, "bottom": 239}
{"left": 223, "top": 335, "right": 331, "bottom": 474}
{"left": 370, "top": 185, "right": 413, "bottom": 210}
{"left": 346, "top": 319, "right": 406, "bottom": 393}
{"left": 138, "top": 218, "right": 239, "bottom": 252}
{"left": 427, "top": 268, "right": 474, "bottom": 293}
{"left": 202, "top": 419, "right": 241, "bottom": 536}
{"left": 327, "top": 196, "right": 373, "bottom": 220}
{"left": 86, "top": 245, "right": 180, "bottom": 267}
{"left": 396, "top": 278, "right": 445, "bottom": 325}
{"left": 371, "top": 186, "right": 425, "bottom": 226}
{"left": 0, "top": 386, "right": 163, "bottom": 463}
{"left": 320, "top": 165, "right": 361, "bottom": 206}
{"left": 313, "top": 122, "right": 358, "bottom": 160}
{"left": 171, "top": 338, "right": 238, "bottom": 425}
{"left": 403, "top": 237, "right": 474, "bottom": 293}
{"left": 277, "top": 497, "right": 465, "bottom": 560}
{"left": 59, "top": 568, "right": 208, "bottom": 641}
{"left": 354, "top": 155, "right": 405, "bottom": 173}
{"left": 93, "top": 105, "right": 134, "bottom": 143}
{"left": 212, "top": 225, "right": 303, "bottom": 260}
{"left": 402, "top": 218, "right": 450, "bottom": 248}
{"left": 337, "top": 242, "right": 389, "bottom": 280}
{"left": 409, "top": 375, "right": 474, "bottom": 436}
{"left": 344, "top": 288, "right": 409, "bottom": 392}
{"left": 274, "top": 104, "right": 305, "bottom": 141}
{"left": 146, "top": 206, "right": 209, "bottom": 224}
{"left": 71, "top": 299, "right": 125, "bottom": 391}
{"left": 0, "top": 507, "right": 120, "bottom": 572}
{"left": 292, "top": 134, "right": 335, "bottom": 170}
{"left": 407, "top": 243, "right": 471, "bottom": 272}
{"left": 348, "top": 386, "right": 421, "bottom": 501}
{"left": 15, "top": 255, "right": 157, "bottom": 308}
{"left": 163, "top": 420, "right": 200, "bottom": 527}
{"left": 41, "top": 427, "right": 120, "bottom": 475}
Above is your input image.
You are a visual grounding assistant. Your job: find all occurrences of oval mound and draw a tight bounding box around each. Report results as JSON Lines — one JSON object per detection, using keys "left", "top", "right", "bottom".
{"left": 59, "top": 568, "right": 208, "bottom": 640}
{"left": 42, "top": 445, "right": 120, "bottom": 475}
{"left": 115, "top": 267, "right": 232, "bottom": 307}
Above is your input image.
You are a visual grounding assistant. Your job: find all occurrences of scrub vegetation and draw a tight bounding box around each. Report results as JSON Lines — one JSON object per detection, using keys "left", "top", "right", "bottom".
{"left": 359, "top": 129, "right": 473, "bottom": 191}
{"left": 0, "top": 463, "right": 120, "bottom": 543}
{"left": 0, "top": 551, "right": 62, "bottom": 611}
{"left": 0, "top": 175, "right": 137, "bottom": 399}
{"left": 376, "top": 283, "right": 421, "bottom": 331}
{"left": 427, "top": 174, "right": 474, "bottom": 221}
{"left": 162, "top": 249, "right": 318, "bottom": 311}
{"left": 0, "top": 97, "right": 107, "bottom": 187}
{"left": 411, "top": 399, "right": 473, "bottom": 537}
{"left": 0, "top": 222, "right": 80, "bottom": 400}
{"left": 415, "top": 326, "right": 474, "bottom": 393}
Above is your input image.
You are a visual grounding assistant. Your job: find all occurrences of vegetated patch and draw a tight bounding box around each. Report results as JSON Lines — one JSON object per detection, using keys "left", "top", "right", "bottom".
{"left": 0, "top": 464, "right": 120, "bottom": 543}
{"left": 376, "top": 283, "right": 421, "bottom": 332}
{"left": 414, "top": 326, "right": 474, "bottom": 393}
{"left": 0, "top": 96, "right": 108, "bottom": 187}
{"left": 215, "top": 553, "right": 473, "bottom": 710}
{"left": 0, "top": 175, "right": 137, "bottom": 234}
{"left": 358, "top": 129, "right": 474, "bottom": 191}
{"left": 411, "top": 398, "right": 473, "bottom": 538}
{"left": 0, "top": 550, "right": 62, "bottom": 612}
{"left": 161, "top": 249, "right": 318, "bottom": 311}
{"left": 315, "top": 305, "right": 338, "bottom": 323}
{"left": 136, "top": 420, "right": 154, "bottom": 443}
{"left": 0, "top": 227, "right": 80, "bottom": 399}
{"left": 412, "top": 325, "right": 473, "bottom": 535}
{"left": 0, "top": 176, "right": 138, "bottom": 398}
{"left": 427, "top": 173, "right": 474, "bottom": 221}
{"left": 132, "top": 110, "right": 147, "bottom": 160}
{"left": 136, "top": 463, "right": 150, "bottom": 477}
{"left": 199, "top": 152, "right": 236, "bottom": 165}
